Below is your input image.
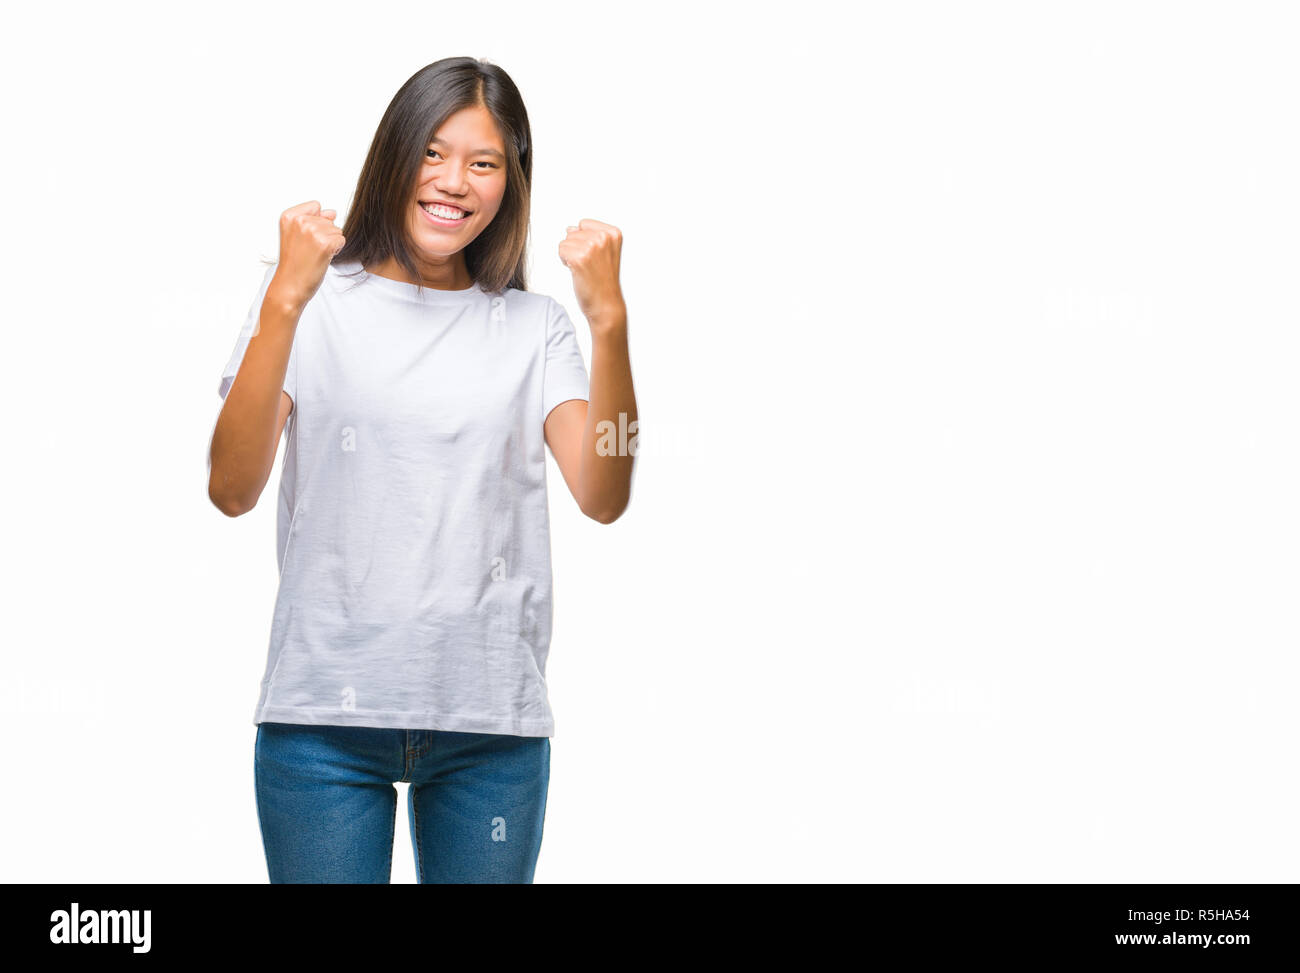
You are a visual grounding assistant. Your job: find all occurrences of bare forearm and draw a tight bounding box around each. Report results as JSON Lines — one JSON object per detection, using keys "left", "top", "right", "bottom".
{"left": 208, "top": 292, "right": 302, "bottom": 515}
{"left": 578, "top": 310, "right": 637, "bottom": 522}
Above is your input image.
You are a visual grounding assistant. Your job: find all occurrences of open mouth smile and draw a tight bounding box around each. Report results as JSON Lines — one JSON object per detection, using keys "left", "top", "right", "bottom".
{"left": 419, "top": 201, "right": 472, "bottom": 226}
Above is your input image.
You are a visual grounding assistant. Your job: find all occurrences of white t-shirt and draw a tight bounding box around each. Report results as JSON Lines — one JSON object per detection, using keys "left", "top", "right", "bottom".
{"left": 217, "top": 259, "right": 590, "bottom": 737}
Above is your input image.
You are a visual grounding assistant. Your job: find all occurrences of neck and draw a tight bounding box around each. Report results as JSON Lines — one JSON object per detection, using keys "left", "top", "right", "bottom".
{"left": 366, "top": 255, "right": 472, "bottom": 291}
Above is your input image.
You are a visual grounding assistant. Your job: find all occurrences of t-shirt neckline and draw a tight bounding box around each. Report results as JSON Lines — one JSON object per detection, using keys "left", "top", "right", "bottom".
{"left": 334, "top": 260, "right": 486, "bottom": 304}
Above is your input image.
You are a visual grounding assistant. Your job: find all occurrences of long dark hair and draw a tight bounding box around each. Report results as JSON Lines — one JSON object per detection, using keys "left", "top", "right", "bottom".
{"left": 332, "top": 57, "right": 533, "bottom": 296}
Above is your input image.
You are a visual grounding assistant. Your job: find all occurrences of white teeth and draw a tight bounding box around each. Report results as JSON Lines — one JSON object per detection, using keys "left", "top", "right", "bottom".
{"left": 421, "top": 202, "right": 467, "bottom": 220}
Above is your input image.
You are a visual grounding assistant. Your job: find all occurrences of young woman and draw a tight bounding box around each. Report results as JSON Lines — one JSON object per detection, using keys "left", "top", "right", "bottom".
{"left": 207, "top": 57, "right": 637, "bottom": 883}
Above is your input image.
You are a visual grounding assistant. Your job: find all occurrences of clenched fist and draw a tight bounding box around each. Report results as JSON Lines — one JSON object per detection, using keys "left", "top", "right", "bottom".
{"left": 558, "top": 219, "right": 625, "bottom": 331}
{"left": 270, "top": 200, "right": 346, "bottom": 312}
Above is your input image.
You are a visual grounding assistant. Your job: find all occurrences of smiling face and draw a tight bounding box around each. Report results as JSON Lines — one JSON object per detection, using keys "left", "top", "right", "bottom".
{"left": 407, "top": 104, "right": 508, "bottom": 265}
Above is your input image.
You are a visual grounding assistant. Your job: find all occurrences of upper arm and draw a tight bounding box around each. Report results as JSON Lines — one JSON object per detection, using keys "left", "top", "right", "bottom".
{"left": 544, "top": 397, "right": 588, "bottom": 507}
{"left": 541, "top": 295, "right": 590, "bottom": 510}
{"left": 276, "top": 389, "right": 294, "bottom": 441}
{"left": 209, "top": 390, "right": 294, "bottom": 517}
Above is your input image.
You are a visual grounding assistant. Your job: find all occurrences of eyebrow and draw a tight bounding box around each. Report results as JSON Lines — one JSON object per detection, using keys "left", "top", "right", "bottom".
{"left": 429, "top": 137, "right": 506, "bottom": 161}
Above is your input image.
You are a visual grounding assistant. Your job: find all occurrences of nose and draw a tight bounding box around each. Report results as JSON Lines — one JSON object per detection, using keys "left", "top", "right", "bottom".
{"left": 435, "top": 165, "right": 468, "bottom": 198}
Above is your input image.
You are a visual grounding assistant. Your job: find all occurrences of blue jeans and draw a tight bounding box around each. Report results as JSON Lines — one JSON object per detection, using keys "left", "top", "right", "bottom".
{"left": 254, "top": 722, "right": 550, "bottom": 883}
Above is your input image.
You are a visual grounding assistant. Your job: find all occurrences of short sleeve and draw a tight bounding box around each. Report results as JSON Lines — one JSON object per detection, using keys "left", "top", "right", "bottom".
{"left": 217, "top": 262, "right": 297, "bottom": 407}
{"left": 543, "top": 297, "right": 590, "bottom": 421}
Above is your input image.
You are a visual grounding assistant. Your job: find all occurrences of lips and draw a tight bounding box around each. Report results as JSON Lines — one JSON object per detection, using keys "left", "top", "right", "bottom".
{"left": 418, "top": 201, "right": 472, "bottom": 228}
{"left": 420, "top": 200, "right": 471, "bottom": 215}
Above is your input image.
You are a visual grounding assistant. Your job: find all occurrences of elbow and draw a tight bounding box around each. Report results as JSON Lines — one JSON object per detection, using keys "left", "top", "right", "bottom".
{"left": 578, "top": 482, "right": 631, "bottom": 524}
{"left": 208, "top": 473, "right": 256, "bottom": 518}
{"left": 207, "top": 432, "right": 267, "bottom": 517}
{"left": 210, "top": 488, "right": 254, "bottom": 518}
{"left": 582, "top": 499, "right": 627, "bottom": 525}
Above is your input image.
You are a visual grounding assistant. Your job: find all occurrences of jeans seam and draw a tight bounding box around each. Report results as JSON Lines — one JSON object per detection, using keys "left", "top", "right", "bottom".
{"left": 412, "top": 785, "right": 424, "bottom": 883}
{"left": 386, "top": 786, "right": 396, "bottom": 883}
{"left": 400, "top": 729, "right": 413, "bottom": 783}
{"left": 253, "top": 725, "right": 271, "bottom": 882}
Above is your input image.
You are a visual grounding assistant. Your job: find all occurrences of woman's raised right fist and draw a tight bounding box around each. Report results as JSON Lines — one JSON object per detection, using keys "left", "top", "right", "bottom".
{"left": 269, "top": 200, "right": 345, "bottom": 311}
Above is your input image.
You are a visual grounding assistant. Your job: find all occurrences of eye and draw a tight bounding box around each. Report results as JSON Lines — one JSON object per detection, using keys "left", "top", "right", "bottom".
{"left": 426, "top": 149, "right": 498, "bottom": 169}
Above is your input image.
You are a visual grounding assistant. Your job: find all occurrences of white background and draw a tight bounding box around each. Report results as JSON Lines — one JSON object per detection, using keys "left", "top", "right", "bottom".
{"left": 1, "top": 0, "right": 1296, "bottom": 882}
